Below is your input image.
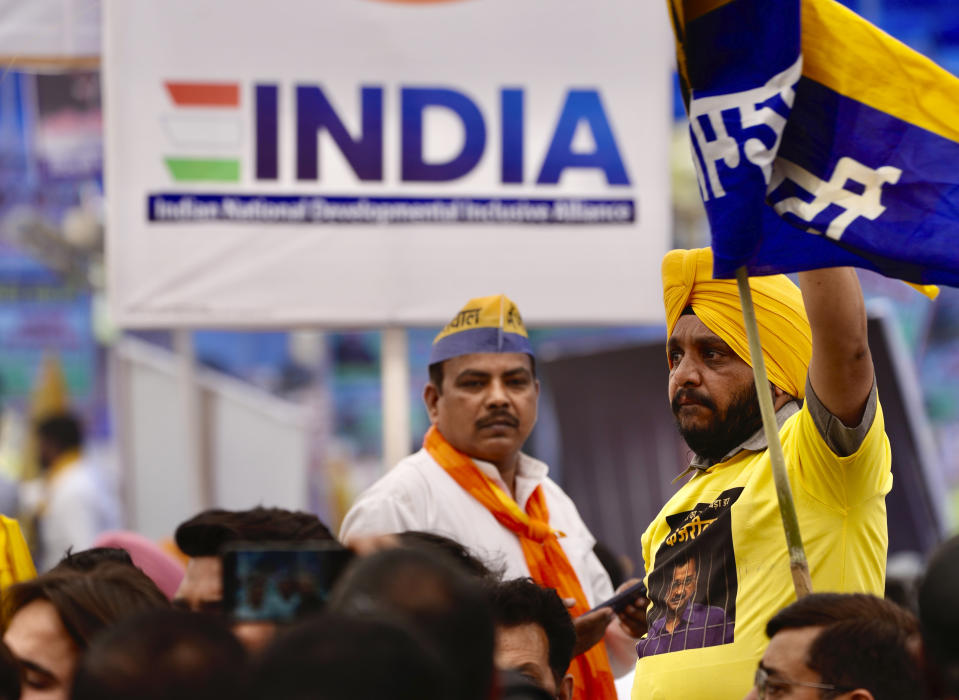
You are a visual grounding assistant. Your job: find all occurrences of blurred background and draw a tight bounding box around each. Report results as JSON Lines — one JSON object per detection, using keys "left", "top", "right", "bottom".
{"left": 0, "top": 0, "right": 957, "bottom": 575}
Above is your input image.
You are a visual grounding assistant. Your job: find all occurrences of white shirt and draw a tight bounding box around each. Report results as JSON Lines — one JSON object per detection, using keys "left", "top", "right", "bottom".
{"left": 339, "top": 448, "right": 614, "bottom": 607}
{"left": 39, "top": 457, "right": 118, "bottom": 571}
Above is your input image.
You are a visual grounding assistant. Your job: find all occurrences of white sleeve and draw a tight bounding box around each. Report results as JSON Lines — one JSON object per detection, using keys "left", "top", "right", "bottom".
{"left": 605, "top": 621, "right": 640, "bottom": 678}
{"left": 584, "top": 547, "right": 615, "bottom": 604}
{"left": 338, "top": 490, "right": 423, "bottom": 543}
{"left": 43, "top": 480, "right": 99, "bottom": 570}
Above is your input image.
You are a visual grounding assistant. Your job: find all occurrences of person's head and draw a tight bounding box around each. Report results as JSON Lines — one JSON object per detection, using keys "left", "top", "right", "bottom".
{"left": 70, "top": 608, "right": 248, "bottom": 700}
{"left": 396, "top": 530, "right": 496, "bottom": 580}
{"left": 666, "top": 555, "right": 698, "bottom": 618}
{"left": 745, "top": 593, "right": 921, "bottom": 700}
{"left": 53, "top": 548, "right": 134, "bottom": 574}
{"left": 919, "top": 535, "right": 959, "bottom": 699}
{"left": 329, "top": 546, "right": 495, "bottom": 700}
{"left": 0, "top": 640, "right": 21, "bottom": 700}
{"left": 488, "top": 578, "right": 575, "bottom": 700}
{"left": 2, "top": 565, "right": 169, "bottom": 700}
{"left": 252, "top": 612, "right": 445, "bottom": 700}
{"left": 172, "top": 507, "right": 334, "bottom": 612}
{"left": 35, "top": 413, "right": 84, "bottom": 470}
{"left": 424, "top": 295, "right": 539, "bottom": 471}
{"left": 662, "top": 248, "right": 810, "bottom": 462}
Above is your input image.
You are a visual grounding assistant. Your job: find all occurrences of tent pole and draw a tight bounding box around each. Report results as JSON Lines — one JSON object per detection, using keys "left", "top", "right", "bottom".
{"left": 735, "top": 266, "right": 813, "bottom": 598}
{"left": 381, "top": 327, "right": 411, "bottom": 472}
{"left": 174, "top": 328, "right": 210, "bottom": 508}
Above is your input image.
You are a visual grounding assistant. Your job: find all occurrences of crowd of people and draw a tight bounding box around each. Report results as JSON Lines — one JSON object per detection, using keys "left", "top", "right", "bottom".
{"left": 0, "top": 248, "right": 956, "bottom": 699}
{"left": 0, "top": 507, "right": 956, "bottom": 700}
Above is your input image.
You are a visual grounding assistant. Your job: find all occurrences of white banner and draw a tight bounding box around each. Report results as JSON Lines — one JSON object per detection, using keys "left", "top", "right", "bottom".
{"left": 0, "top": 0, "right": 100, "bottom": 60}
{"left": 104, "top": 0, "right": 672, "bottom": 327}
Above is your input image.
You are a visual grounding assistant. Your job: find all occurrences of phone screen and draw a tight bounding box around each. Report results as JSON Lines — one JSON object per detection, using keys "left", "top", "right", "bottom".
{"left": 221, "top": 542, "right": 354, "bottom": 623}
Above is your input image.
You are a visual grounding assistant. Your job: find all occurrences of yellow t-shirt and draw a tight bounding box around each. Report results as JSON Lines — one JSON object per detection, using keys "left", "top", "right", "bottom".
{"left": 631, "top": 396, "right": 891, "bottom": 700}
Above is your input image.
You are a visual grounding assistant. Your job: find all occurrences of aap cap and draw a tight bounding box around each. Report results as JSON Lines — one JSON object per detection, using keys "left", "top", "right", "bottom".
{"left": 429, "top": 294, "right": 533, "bottom": 365}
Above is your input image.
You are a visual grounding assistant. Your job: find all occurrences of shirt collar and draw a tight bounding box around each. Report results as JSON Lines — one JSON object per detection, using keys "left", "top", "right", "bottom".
{"left": 655, "top": 602, "right": 700, "bottom": 632}
{"left": 47, "top": 449, "right": 81, "bottom": 483}
{"left": 672, "top": 401, "right": 800, "bottom": 484}
{"left": 471, "top": 453, "right": 548, "bottom": 509}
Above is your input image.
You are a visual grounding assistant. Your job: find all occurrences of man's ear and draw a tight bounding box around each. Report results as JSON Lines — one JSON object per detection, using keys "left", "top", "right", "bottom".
{"left": 558, "top": 674, "right": 574, "bottom": 700}
{"left": 769, "top": 382, "right": 792, "bottom": 410}
{"left": 423, "top": 383, "right": 440, "bottom": 424}
{"left": 843, "top": 690, "right": 875, "bottom": 700}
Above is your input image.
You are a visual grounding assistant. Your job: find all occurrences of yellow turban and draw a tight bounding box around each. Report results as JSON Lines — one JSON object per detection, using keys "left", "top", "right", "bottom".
{"left": 662, "top": 248, "right": 812, "bottom": 399}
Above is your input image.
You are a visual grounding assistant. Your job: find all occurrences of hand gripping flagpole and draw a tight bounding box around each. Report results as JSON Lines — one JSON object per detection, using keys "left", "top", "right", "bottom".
{"left": 735, "top": 266, "right": 813, "bottom": 599}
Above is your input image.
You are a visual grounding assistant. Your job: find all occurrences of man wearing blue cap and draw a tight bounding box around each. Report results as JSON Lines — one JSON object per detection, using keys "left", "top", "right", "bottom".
{"left": 340, "top": 295, "right": 643, "bottom": 699}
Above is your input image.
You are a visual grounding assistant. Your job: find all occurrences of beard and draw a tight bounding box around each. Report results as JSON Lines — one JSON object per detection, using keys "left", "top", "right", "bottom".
{"left": 672, "top": 382, "right": 763, "bottom": 462}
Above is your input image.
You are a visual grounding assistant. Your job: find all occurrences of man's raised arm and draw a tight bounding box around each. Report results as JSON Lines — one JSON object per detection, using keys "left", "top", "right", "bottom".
{"left": 798, "top": 267, "right": 874, "bottom": 427}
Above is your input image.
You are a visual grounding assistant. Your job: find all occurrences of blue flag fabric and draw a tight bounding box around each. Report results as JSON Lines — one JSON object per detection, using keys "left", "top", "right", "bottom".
{"left": 671, "top": 0, "right": 959, "bottom": 286}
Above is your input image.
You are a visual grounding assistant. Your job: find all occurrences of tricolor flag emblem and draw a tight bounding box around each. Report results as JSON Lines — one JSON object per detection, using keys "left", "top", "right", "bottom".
{"left": 163, "top": 81, "right": 241, "bottom": 182}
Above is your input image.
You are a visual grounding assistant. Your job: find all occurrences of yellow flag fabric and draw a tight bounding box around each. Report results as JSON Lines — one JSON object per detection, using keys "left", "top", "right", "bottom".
{"left": 662, "top": 247, "right": 811, "bottom": 399}
{"left": 0, "top": 515, "right": 36, "bottom": 589}
{"left": 669, "top": 0, "right": 956, "bottom": 290}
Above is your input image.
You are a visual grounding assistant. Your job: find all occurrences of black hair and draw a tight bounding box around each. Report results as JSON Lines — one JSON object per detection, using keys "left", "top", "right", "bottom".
{"left": 766, "top": 592, "right": 917, "bottom": 638}
{"left": 328, "top": 547, "right": 494, "bottom": 700}
{"left": 3, "top": 565, "right": 170, "bottom": 650}
{"left": 71, "top": 608, "right": 249, "bottom": 700}
{"left": 0, "top": 641, "right": 19, "bottom": 700}
{"left": 174, "top": 507, "right": 335, "bottom": 557}
{"left": 488, "top": 578, "right": 576, "bottom": 685}
{"left": 809, "top": 617, "right": 921, "bottom": 700}
{"left": 252, "top": 612, "right": 445, "bottom": 700}
{"left": 766, "top": 593, "right": 920, "bottom": 700}
{"left": 396, "top": 530, "right": 497, "bottom": 580}
{"left": 36, "top": 412, "right": 84, "bottom": 453}
{"left": 919, "top": 535, "right": 959, "bottom": 698}
{"left": 54, "top": 547, "right": 135, "bottom": 573}
{"left": 498, "top": 669, "right": 555, "bottom": 700}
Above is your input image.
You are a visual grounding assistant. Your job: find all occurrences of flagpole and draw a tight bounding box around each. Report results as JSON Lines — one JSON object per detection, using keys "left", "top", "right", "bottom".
{"left": 735, "top": 266, "right": 813, "bottom": 599}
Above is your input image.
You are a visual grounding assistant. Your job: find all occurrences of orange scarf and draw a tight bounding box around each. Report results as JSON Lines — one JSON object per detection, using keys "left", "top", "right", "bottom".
{"left": 424, "top": 426, "right": 617, "bottom": 700}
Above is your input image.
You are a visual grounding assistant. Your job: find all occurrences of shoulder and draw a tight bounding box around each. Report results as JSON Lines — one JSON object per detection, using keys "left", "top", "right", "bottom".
{"left": 702, "top": 604, "right": 729, "bottom": 622}
{"left": 339, "top": 452, "right": 434, "bottom": 539}
{"left": 52, "top": 465, "right": 97, "bottom": 496}
{"left": 360, "top": 449, "right": 444, "bottom": 498}
{"left": 534, "top": 473, "right": 601, "bottom": 550}
{"left": 538, "top": 473, "right": 587, "bottom": 521}
{"left": 789, "top": 379, "right": 882, "bottom": 458}
{"left": 526, "top": 453, "right": 574, "bottom": 507}
{"left": 346, "top": 451, "right": 446, "bottom": 521}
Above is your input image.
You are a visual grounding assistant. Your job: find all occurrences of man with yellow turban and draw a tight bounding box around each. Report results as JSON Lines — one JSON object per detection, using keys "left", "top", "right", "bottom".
{"left": 631, "top": 249, "right": 891, "bottom": 700}
{"left": 340, "top": 294, "right": 644, "bottom": 700}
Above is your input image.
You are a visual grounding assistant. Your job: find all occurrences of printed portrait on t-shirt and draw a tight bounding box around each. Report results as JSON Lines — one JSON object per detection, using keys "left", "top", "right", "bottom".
{"left": 637, "top": 487, "right": 743, "bottom": 658}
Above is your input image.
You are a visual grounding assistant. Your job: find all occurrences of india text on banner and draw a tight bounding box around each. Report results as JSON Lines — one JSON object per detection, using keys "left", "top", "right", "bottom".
{"left": 671, "top": 0, "right": 959, "bottom": 287}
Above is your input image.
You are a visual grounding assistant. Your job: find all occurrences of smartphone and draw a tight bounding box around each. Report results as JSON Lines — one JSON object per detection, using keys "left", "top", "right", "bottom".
{"left": 586, "top": 580, "right": 647, "bottom": 615}
{"left": 221, "top": 541, "right": 354, "bottom": 623}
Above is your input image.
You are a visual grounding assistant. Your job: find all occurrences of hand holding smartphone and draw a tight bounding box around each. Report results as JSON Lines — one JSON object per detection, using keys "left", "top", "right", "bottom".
{"left": 586, "top": 580, "right": 647, "bottom": 615}
{"left": 221, "top": 542, "right": 354, "bottom": 623}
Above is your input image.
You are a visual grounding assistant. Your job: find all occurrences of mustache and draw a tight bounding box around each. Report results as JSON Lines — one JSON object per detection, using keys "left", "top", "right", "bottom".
{"left": 671, "top": 389, "right": 717, "bottom": 415}
{"left": 476, "top": 411, "right": 519, "bottom": 429}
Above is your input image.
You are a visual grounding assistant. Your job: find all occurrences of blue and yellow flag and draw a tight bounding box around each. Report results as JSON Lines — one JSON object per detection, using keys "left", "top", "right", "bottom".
{"left": 671, "top": 0, "right": 959, "bottom": 286}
